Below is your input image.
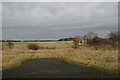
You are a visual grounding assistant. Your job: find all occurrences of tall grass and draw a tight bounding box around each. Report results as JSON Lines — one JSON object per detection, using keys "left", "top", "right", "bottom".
{"left": 2, "top": 41, "right": 118, "bottom": 76}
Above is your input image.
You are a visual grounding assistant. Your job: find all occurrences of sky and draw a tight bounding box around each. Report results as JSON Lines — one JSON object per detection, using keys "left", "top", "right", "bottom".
{"left": 2, "top": 0, "right": 120, "bottom": 2}
{"left": 2, "top": 2, "right": 118, "bottom": 40}
{"left": 0, "top": 2, "right": 1, "bottom": 40}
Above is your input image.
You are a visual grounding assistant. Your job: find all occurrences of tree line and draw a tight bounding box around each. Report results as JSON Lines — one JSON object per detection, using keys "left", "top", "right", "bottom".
{"left": 4, "top": 31, "right": 120, "bottom": 50}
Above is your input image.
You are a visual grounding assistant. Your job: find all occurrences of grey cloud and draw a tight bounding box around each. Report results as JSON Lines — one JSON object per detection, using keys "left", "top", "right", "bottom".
{"left": 2, "top": 2, "right": 118, "bottom": 40}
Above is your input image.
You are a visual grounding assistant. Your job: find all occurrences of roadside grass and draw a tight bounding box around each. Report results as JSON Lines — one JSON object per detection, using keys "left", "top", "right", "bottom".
{"left": 2, "top": 41, "right": 118, "bottom": 77}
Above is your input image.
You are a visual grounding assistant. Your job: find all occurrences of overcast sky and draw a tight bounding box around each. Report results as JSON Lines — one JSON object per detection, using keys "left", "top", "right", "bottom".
{"left": 2, "top": 2, "right": 118, "bottom": 40}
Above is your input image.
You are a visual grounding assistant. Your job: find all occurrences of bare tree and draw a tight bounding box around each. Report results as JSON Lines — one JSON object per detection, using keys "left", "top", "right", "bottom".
{"left": 85, "top": 32, "right": 98, "bottom": 39}
{"left": 108, "top": 31, "right": 119, "bottom": 40}
{"left": 86, "top": 32, "right": 95, "bottom": 39}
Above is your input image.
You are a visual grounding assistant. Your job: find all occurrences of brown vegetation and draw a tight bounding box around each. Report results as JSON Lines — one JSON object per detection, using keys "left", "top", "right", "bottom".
{"left": 87, "top": 31, "right": 119, "bottom": 51}
{"left": 2, "top": 41, "right": 118, "bottom": 76}
{"left": 27, "top": 43, "right": 39, "bottom": 50}
{"left": 7, "top": 41, "right": 14, "bottom": 49}
{"left": 73, "top": 36, "right": 81, "bottom": 49}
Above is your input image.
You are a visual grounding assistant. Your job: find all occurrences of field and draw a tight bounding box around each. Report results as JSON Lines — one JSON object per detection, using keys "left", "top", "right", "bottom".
{"left": 1, "top": 41, "right": 119, "bottom": 77}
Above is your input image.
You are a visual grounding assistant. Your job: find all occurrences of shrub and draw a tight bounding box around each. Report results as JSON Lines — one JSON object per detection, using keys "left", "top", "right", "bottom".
{"left": 7, "top": 41, "right": 14, "bottom": 49}
{"left": 39, "top": 46, "right": 45, "bottom": 49}
{"left": 27, "top": 43, "right": 39, "bottom": 50}
{"left": 73, "top": 36, "right": 80, "bottom": 49}
{"left": 87, "top": 37, "right": 118, "bottom": 50}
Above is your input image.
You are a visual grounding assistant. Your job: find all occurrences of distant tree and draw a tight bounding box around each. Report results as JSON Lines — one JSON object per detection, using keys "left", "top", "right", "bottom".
{"left": 58, "top": 38, "right": 74, "bottom": 41}
{"left": 85, "top": 32, "right": 98, "bottom": 44}
{"left": 86, "top": 32, "right": 94, "bottom": 39}
{"left": 7, "top": 41, "right": 14, "bottom": 49}
{"left": 108, "top": 31, "right": 120, "bottom": 40}
{"left": 73, "top": 36, "right": 80, "bottom": 49}
{"left": 107, "top": 31, "right": 120, "bottom": 49}
{"left": 86, "top": 32, "right": 98, "bottom": 39}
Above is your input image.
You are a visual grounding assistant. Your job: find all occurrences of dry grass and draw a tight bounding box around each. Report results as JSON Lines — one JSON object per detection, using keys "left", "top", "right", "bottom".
{"left": 2, "top": 41, "right": 118, "bottom": 76}
{"left": 0, "top": 41, "right": 2, "bottom": 71}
